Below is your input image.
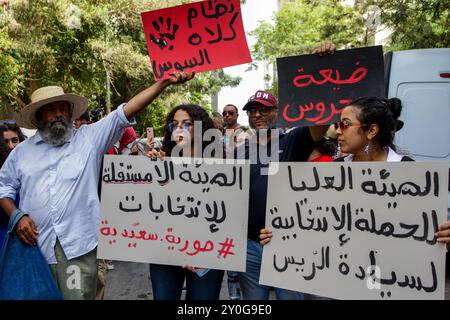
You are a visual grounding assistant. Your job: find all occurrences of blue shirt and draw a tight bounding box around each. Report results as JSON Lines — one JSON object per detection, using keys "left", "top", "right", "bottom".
{"left": 0, "top": 104, "right": 135, "bottom": 263}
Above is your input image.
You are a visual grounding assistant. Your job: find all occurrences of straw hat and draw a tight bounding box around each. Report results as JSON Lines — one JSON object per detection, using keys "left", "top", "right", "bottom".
{"left": 17, "top": 86, "right": 88, "bottom": 129}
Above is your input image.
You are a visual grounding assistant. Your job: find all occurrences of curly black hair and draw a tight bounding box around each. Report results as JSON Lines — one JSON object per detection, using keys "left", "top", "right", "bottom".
{"left": 349, "top": 97, "right": 403, "bottom": 149}
{"left": 0, "top": 138, "right": 10, "bottom": 168}
{"left": 162, "top": 104, "right": 222, "bottom": 157}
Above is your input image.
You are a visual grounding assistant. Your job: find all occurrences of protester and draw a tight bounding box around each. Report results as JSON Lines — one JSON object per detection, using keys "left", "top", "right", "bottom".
{"left": 107, "top": 127, "right": 138, "bottom": 155}
{"left": 222, "top": 104, "right": 249, "bottom": 151}
{"left": 260, "top": 96, "right": 409, "bottom": 245}
{"left": 260, "top": 96, "right": 450, "bottom": 288}
{"left": 0, "top": 122, "right": 26, "bottom": 151}
{"left": 307, "top": 135, "right": 337, "bottom": 162}
{"left": 145, "top": 104, "right": 224, "bottom": 300}
{"left": 73, "top": 110, "right": 91, "bottom": 129}
{"left": 0, "top": 72, "right": 194, "bottom": 299}
{"left": 0, "top": 138, "right": 10, "bottom": 248}
{"left": 333, "top": 97, "right": 412, "bottom": 162}
{"left": 330, "top": 96, "right": 445, "bottom": 261}
{"left": 234, "top": 43, "right": 334, "bottom": 301}
{"left": 222, "top": 104, "right": 240, "bottom": 130}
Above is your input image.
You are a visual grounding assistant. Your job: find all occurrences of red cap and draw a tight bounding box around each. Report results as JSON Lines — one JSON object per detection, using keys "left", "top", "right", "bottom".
{"left": 243, "top": 90, "right": 279, "bottom": 111}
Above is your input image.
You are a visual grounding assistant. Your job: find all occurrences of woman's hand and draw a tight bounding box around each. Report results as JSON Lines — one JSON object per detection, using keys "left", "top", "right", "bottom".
{"left": 436, "top": 221, "right": 450, "bottom": 248}
{"left": 145, "top": 149, "right": 166, "bottom": 160}
{"left": 161, "top": 71, "right": 195, "bottom": 88}
{"left": 259, "top": 228, "right": 273, "bottom": 246}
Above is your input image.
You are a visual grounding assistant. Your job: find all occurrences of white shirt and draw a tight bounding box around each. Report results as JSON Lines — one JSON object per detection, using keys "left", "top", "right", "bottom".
{"left": 342, "top": 147, "right": 404, "bottom": 162}
{"left": 0, "top": 104, "right": 135, "bottom": 263}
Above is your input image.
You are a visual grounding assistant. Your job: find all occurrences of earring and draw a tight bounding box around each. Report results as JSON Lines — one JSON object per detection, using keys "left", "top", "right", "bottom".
{"left": 364, "top": 144, "right": 370, "bottom": 155}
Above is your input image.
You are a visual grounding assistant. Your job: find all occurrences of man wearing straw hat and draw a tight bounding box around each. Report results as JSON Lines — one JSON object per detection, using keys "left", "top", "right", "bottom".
{"left": 0, "top": 72, "right": 194, "bottom": 299}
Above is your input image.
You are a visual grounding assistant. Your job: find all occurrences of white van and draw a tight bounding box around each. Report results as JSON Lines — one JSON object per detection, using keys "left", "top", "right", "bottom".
{"left": 385, "top": 48, "right": 450, "bottom": 220}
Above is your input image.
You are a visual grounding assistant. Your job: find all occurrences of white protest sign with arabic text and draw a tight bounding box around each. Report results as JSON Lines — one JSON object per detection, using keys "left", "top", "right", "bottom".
{"left": 98, "top": 156, "right": 249, "bottom": 271}
{"left": 260, "top": 162, "right": 448, "bottom": 300}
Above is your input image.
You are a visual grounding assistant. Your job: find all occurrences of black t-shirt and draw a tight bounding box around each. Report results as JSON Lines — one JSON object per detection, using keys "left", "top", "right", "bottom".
{"left": 235, "top": 127, "right": 316, "bottom": 241}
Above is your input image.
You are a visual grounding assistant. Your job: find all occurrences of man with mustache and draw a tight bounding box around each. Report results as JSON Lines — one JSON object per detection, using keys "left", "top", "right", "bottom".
{"left": 0, "top": 72, "right": 193, "bottom": 299}
{"left": 234, "top": 44, "right": 335, "bottom": 300}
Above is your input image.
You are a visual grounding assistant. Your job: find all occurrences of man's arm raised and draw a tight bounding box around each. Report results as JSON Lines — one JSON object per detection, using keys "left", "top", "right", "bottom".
{"left": 123, "top": 72, "right": 195, "bottom": 120}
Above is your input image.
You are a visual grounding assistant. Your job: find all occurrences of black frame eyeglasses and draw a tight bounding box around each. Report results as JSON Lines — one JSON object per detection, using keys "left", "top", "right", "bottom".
{"left": 246, "top": 107, "right": 275, "bottom": 117}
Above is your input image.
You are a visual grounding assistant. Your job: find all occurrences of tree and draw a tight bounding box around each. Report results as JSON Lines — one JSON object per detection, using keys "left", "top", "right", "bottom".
{"left": 251, "top": 0, "right": 365, "bottom": 60}
{"left": 249, "top": 0, "right": 365, "bottom": 94}
{"left": 357, "top": 0, "right": 450, "bottom": 51}
{"left": 0, "top": 0, "right": 240, "bottom": 136}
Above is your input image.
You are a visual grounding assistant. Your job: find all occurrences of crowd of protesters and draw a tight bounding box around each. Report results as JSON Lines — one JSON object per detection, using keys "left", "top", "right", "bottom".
{"left": 0, "top": 43, "right": 449, "bottom": 300}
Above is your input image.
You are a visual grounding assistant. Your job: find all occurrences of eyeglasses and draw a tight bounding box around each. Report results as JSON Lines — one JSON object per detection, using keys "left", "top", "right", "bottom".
{"left": 222, "top": 111, "right": 235, "bottom": 117}
{"left": 334, "top": 120, "right": 368, "bottom": 131}
{"left": 167, "top": 122, "right": 193, "bottom": 133}
{"left": 246, "top": 107, "right": 275, "bottom": 117}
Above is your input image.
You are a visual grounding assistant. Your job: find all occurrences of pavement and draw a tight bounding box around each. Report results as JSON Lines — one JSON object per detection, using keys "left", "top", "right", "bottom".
{"left": 104, "top": 261, "right": 450, "bottom": 300}
{"left": 103, "top": 261, "right": 243, "bottom": 300}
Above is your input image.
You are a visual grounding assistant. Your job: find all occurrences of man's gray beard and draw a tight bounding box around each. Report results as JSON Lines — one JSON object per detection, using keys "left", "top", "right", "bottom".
{"left": 38, "top": 117, "right": 73, "bottom": 146}
{"left": 252, "top": 120, "right": 278, "bottom": 136}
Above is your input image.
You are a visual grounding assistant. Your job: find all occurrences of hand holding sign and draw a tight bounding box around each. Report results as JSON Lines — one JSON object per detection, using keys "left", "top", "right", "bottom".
{"left": 313, "top": 42, "right": 336, "bottom": 56}
{"left": 166, "top": 71, "right": 195, "bottom": 86}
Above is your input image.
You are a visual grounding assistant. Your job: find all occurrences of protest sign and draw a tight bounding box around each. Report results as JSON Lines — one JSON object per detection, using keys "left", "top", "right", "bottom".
{"left": 277, "top": 46, "right": 385, "bottom": 127}
{"left": 98, "top": 156, "right": 249, "bottom": 272}
{"left": 141, "top": 0, "right": 251, "bottom": 80}
{"left": 260, "top": 162, "right": 448, "bottom": 299}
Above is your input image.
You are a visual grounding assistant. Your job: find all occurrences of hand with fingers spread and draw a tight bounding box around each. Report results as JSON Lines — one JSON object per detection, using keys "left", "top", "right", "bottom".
{"left": 313, "top": 42, "right": 336, "bottom": 56}
{"left": 436, "top": 221, "right": 450, "bottom": 248}
{"left": 15, "top": 215, "right": 38, "bottom": 246}
{"left": 259, "top": 228, "right": 273, "bottom": 246}
{"left": 145, "top": 149, "right": 166, "bottom": 160}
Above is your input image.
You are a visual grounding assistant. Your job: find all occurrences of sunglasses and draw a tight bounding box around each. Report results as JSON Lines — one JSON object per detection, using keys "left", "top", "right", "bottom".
{"left": 222, "top": 111, "right": 235, "bottom": 116}
{"left": 246, "top": 107, "right": 276, "bottom": 116}
{"left": 167, "top": 122, "right": 193, "bottom": 133}
{"left": 334, "top": 120, "right": 369, "bottom": 131}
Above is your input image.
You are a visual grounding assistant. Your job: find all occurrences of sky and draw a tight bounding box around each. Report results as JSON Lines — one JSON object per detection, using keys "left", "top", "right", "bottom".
{"left": 217, "top": 0, "right": 278, "bottom": 126}
{"left": 217, "top": 0, "right": 391, "bottom": 126}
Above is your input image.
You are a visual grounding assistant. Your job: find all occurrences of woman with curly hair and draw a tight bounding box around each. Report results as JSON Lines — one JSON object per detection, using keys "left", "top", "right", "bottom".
{"left": 146, "top": 104, "right": 224, "bottom": 300}
{"left": 159, "top": 104, "right": 221, "bottom": 158}
{"left": 0, "top": 122, "right": 26, "bottom": 151}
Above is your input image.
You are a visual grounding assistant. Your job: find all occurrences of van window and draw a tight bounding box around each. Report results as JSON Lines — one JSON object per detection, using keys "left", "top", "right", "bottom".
{"left": 395, "top": 83, "right": 450, "bottom": 159}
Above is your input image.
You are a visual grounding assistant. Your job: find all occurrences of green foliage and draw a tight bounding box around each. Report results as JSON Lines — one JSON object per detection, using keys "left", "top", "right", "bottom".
{"left": 249, "top": 0, "right": 365, "bottom": 92}
{"left": 0, "top": 30, "right": 23, "bottom": 108}
{"left": 360, "top": 0, "right": 450, "bottom": 51}
{"left": 250, "top": 0, "right": 365, "bottom": 63}
{"left": 0, "top": 0, "right": 240, "bottom": 134}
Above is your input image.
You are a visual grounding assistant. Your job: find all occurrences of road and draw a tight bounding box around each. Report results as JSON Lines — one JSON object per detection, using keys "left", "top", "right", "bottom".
{"left": 104, "top": 261, "right": 450, "bottom": 300}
